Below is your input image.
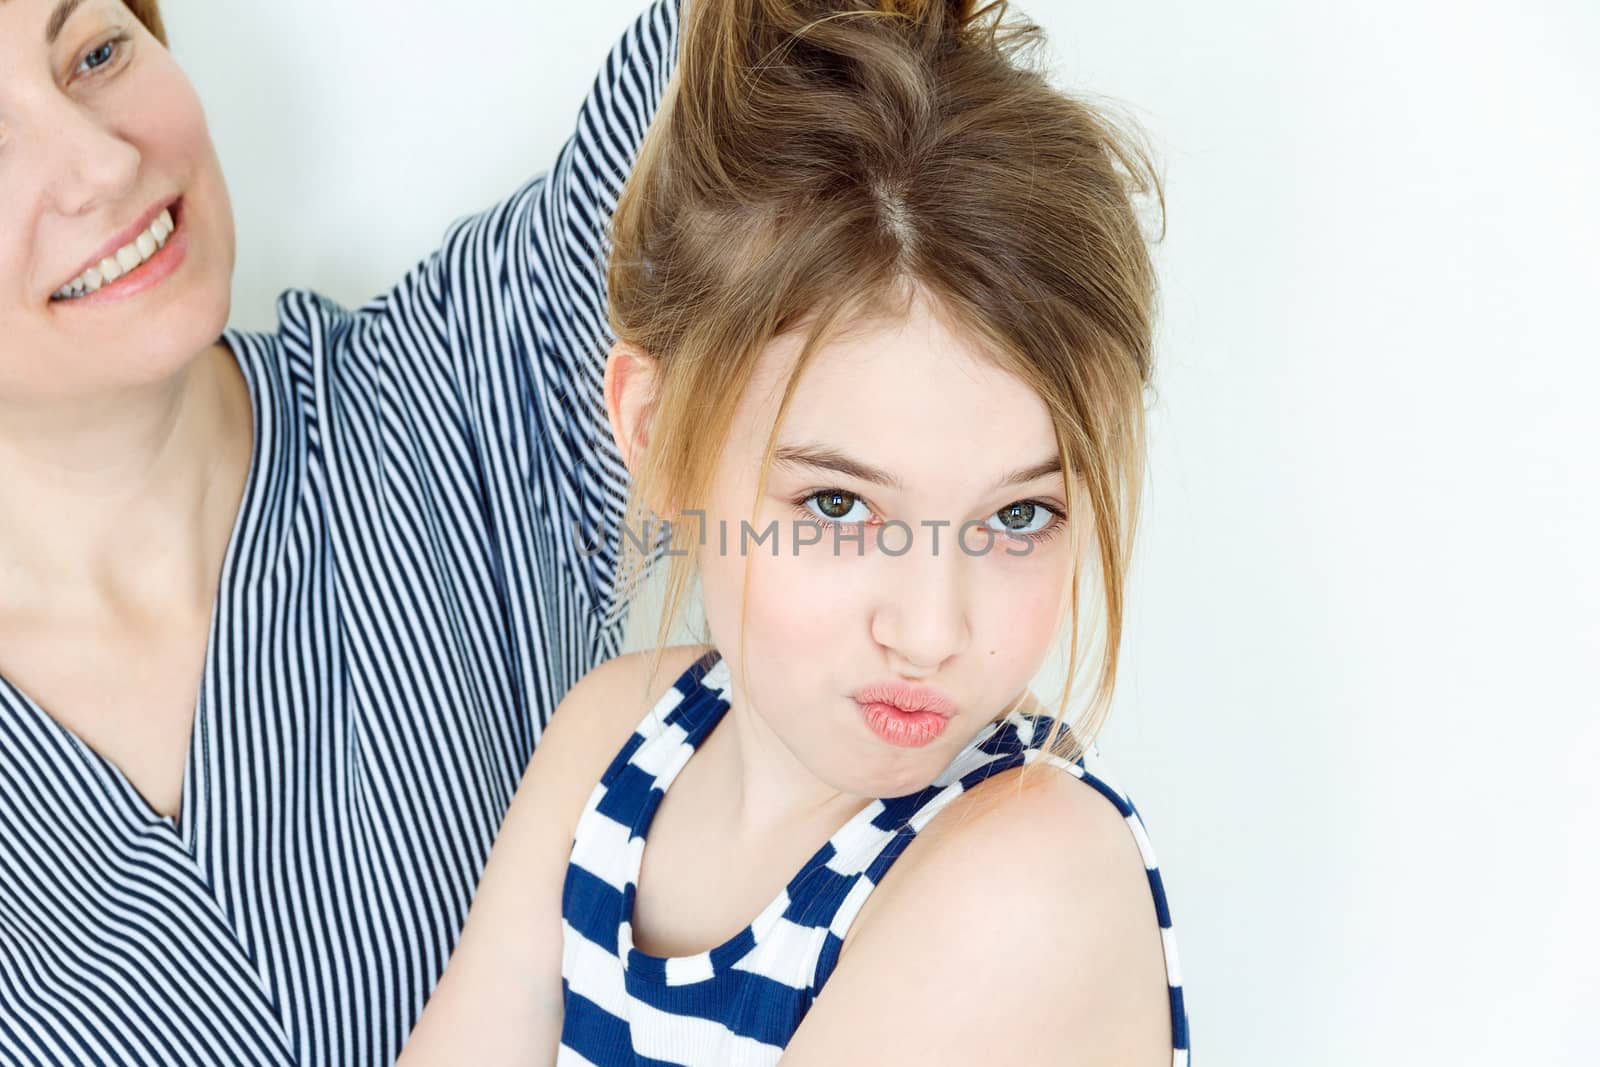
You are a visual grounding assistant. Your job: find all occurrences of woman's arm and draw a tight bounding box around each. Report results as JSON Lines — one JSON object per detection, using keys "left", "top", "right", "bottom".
{"left": 287, "top": 0, "right": 684, "bottom": 729}
{"left": 777, "top": 767, "right": 1173, "bottom": 1066}
{"left": 397, "top": 644, "right": 710, "bottom": 1065}
{"left": 481, "top": 0, "right": 683, "bottom": 618}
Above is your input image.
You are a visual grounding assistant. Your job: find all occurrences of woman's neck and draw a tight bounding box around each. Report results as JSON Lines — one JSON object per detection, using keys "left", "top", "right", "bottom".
{"left": 0, "top": 342, "right": 252, "bottom": 617}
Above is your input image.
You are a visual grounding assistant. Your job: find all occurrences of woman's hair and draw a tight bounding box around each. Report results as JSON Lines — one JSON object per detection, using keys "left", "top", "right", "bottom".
{"left": 126, "top": 0, "right": 167, "bottom": 45}
{"left": 610, "top": 0, "right": 1162, "bottom": 758}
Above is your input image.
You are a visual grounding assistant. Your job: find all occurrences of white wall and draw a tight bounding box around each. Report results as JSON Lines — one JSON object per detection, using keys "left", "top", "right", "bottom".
{"left": 166, "top": 0, "right": 1598, "bottom": 1062}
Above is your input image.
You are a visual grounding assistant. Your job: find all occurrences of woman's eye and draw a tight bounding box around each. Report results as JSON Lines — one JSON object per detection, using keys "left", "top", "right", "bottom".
{"left": 79, "top": 41, "right": 119, "bottom": 74}
{"left": 803, "top": 490, "right": 871, "bottom": 524}
{"left": 986, "top": 501, "right": 1052, "bottom": 536}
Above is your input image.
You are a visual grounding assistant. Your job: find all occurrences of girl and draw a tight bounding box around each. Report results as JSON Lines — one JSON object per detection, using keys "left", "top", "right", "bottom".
{"left": 404, "top": 0, "right": 1188, "bottom": 1062}
{"left": 0, "top": 1, "right": 678, "bottom": 1063}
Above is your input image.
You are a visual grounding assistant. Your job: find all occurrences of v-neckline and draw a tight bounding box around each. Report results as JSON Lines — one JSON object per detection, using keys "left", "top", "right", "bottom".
{"left": 0, "top": 336, "right": 266, "bottom": 865}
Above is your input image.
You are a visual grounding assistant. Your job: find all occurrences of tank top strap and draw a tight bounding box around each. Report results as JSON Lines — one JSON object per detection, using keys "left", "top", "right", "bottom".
{"left": 802, "top": 710, "right": 1074, "bottom": 996}
{"left": 563, "top": 649, "right": 733, "bottom": 952}
{"left": 591, "top": 647, "right": 730, "bottom": 795}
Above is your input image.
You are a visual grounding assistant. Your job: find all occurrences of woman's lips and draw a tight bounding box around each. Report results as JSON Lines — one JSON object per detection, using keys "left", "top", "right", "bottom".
{"left": 53, "top": 202, "right": 188, "bottom": 309}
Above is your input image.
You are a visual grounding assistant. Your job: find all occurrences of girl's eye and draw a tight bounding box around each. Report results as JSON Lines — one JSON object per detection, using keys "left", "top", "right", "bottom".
{"left": 986, "top": 501, "right": 1054, "bottom": 536}
{"left": 802, "top": 490, "right": 872, "bottom": 524}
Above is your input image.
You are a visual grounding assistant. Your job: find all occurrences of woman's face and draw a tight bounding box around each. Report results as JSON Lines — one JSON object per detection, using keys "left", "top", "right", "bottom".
{"left": 0, "top": 0, "right": 233, "bottom": 407}
{"left": 696, "top": 290, "right": 1083, "bottom": 801}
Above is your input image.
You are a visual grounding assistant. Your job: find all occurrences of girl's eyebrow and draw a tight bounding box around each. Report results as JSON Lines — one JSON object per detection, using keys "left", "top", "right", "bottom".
{"left": 994, "top": 456, "right": 1065, "bottom": 488}
{"left": 46, "top": 0, "right": 89, "bottom": 45}
{"left": 774, "top": 444, "right": 1062, "bottom": 491}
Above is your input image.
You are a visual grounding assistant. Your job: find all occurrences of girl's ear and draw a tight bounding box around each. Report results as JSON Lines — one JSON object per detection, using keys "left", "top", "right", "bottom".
{"left": 604, "top": 342, "right": 680, "bottom": 521}
{"left": 604, "top": 341, "right": 659, "bottom": 472}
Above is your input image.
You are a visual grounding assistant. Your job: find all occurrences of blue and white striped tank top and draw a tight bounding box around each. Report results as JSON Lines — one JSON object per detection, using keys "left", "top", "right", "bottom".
{"left": 559, "top": 649, "right": 1191, "bottom": 1066}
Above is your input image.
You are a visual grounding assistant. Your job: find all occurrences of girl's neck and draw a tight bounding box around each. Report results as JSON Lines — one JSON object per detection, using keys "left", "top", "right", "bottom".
{"left": 0, "top": 342, "right": 252, "bottom": 617}
{"left": 712, "top": 688, "right": 873, "bottom": 840}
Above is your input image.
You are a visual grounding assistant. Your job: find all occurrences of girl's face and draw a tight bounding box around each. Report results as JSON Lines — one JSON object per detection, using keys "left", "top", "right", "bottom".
{"left": 698, "top": 291, "right": 1082, "bottom": 800}
{"left": 0, "top": 0, "right": 233, "bottom": 407}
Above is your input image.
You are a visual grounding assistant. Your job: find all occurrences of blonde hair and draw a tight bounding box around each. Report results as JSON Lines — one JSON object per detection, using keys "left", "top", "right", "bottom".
{"left": 610, "top": 0, "right": 1162, "bottom": 760}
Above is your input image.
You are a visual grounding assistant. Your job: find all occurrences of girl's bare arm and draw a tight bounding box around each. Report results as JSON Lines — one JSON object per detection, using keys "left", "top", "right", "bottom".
{"left": 398, "top": 644, "right": 711, "bottom": 1066}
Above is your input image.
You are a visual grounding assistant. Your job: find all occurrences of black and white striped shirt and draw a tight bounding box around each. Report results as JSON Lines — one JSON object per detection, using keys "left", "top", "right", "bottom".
{"left": 0, "top": 3, "right": 679, "bottom": 1064}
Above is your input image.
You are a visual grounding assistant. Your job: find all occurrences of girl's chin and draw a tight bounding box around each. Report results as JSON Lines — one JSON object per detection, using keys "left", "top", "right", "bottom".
{"left": 815, "top": 744, "right": 952, "bottom": 802}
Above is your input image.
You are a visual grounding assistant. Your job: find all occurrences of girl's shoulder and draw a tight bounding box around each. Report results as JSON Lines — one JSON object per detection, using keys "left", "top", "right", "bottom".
{"left": 868, "top": 725, "right": 1160, "bottom": 940}
{"left": 781, "top": 711, "right": 1176, "bottom": 1064}
{"left": 540, "top": 643, "right": 718, "bottom": 793}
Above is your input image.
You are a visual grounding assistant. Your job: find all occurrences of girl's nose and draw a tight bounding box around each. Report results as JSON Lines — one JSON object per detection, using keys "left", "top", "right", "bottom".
{"left": 868, "top": 542, "right": 971, "bottom": 678}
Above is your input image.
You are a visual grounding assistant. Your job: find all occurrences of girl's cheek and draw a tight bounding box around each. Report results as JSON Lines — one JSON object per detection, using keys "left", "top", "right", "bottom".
{"left": 746, "top": 539, "right": 866, "bottom": 638}
{"left": 977, "top": 545, "right": 1074, "bottom": 662}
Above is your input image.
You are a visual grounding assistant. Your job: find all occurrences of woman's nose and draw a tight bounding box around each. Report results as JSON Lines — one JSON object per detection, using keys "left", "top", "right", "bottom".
{"left": 43, "top": 101, "right": 141, "bottom": 217}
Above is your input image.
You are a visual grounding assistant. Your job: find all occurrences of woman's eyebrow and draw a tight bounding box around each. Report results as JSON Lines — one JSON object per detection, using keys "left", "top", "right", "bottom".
{"left": 774, "top": 444, "right": 1062, "bottom": 491}
{"left": 46, "top": 0, "right": 90, "bottom": 45}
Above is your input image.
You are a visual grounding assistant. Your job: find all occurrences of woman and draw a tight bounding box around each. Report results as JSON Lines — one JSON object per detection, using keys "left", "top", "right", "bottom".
{"left": 0, "top": 0, "right": 679, "bottom": 1063}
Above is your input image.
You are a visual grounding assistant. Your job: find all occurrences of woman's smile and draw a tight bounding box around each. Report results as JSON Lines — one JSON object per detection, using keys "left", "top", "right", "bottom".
{"left": 49, "top": 197, "right": 185, "bottom": 305}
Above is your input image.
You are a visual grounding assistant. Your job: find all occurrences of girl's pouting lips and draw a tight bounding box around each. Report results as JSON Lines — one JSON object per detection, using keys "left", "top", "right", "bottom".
{"left": 852, "top": 681, "right": 958, "bottom": 749}
{"left": 50, "top": 197, "right": 186, "bottom": 309}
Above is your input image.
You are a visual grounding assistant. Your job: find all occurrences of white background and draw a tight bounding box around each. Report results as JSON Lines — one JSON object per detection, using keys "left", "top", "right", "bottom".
{"left": 164, "top": 0, "right": 1599, "bottom": 1062}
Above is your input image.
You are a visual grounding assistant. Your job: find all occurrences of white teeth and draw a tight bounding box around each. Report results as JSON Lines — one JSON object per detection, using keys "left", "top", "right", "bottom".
{"left": 52, "top": 207, "right": 177, "bottom": 302}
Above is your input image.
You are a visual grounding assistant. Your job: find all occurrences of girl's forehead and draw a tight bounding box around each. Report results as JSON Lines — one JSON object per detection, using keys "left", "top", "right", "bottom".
{"left": 741, "top": 301, "right": 1061, "bottom": 489}
{"left": 766, "top": 303, "right": 1045, "bottom": 420}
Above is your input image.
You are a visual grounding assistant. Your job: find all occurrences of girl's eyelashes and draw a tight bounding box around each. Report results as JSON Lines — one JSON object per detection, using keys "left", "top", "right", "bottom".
{"left": 797, "top": 489, "right": 874, "bottom": 526}
{"left": 985, "top": 500, "right": 1067, "bottom": 542}
{"left": 790, "top": 490, "right": 1068, "bottom": 545}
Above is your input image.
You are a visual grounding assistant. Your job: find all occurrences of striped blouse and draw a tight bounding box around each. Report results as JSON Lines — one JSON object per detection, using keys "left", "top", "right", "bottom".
{"left": 0, "top": 3, "right": 681, "bottom": 1065}
{"left": 559, "top": 649, "right": 1191, "bottom": 1066}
